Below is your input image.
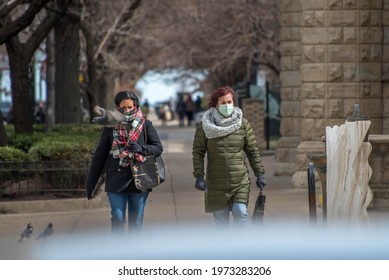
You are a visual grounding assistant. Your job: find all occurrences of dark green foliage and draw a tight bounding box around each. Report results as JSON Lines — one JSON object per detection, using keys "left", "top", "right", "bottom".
{"left": 7, "top": 133, "right": 44, "bottom": 152}
{"left": 0, "top": 124, "right": 103, "bottom": 200}
{"left": 29, "top": 138, "right": 94, "bottom": 161}
{"left": 0, "top": 146, "right": 32, "bottom": 161}
{"left": 3, "top": 124, "right": 102, "bottom": 161}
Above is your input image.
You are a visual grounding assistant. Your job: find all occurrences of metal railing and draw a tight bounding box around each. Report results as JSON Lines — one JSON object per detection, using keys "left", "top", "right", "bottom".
{"left": 307, "top": 162, "right": 316, "bottom": 223}
{"left": 0, "top": 161, "right": 91, "bottom": 200}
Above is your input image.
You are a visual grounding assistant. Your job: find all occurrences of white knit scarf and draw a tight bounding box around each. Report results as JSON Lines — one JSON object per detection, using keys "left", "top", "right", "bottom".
{"left": 202, "top": 107, "right": 243, "bottom": 139}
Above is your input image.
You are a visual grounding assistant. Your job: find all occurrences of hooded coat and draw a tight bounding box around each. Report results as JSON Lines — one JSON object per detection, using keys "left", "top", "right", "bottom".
{"left": 192, "top": 117, "right": 265, "bottom": 213}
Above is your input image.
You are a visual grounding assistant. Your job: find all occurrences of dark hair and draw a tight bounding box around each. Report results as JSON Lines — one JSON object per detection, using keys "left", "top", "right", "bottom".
{"left": 207, "top": 86, "right": 236, "bottom": 109}
{"left": 114, "top": 91, "right": 140, "bottom": 107}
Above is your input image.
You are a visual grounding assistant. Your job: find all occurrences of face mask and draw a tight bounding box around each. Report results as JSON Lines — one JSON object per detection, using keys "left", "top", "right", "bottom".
{"left": 119, "top": 107, "right": 136, "bottom": 116}
{"left": 218, "top": 104, "right": 234, "bottom": 117}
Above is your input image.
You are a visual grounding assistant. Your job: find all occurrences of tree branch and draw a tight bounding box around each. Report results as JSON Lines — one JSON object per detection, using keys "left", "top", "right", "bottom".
{"left": 0, "top": 0, "right": 52, "bottom": 44}
{"left": 24, "top": 0, "right": 71, "bottom": 58}
{"left": 94, "top": 0, "right": 141, "bottom": 59}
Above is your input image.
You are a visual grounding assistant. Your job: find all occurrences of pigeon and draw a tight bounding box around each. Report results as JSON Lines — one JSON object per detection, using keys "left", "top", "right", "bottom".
{"left": 93, "top": 105, "right": 107, "bottom": 118}
{"left": 92, "top": 106, "right": 131, "bottom": 127}
{"left": 18, "top": 223, "right": 33, "bottom": 243}
{"left": 36, "top": 222, "right": 54, "bottom": 240}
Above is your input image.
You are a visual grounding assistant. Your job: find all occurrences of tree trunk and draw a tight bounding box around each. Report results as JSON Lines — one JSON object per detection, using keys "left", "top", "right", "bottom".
{"left": 45, "top": 31, "right": 55, "bottom": 130}
{"left": 0, "top": 112, "right": 7, "bottom": 146}
{"left": 54, "top": 11, "right": 81, "bottom": 124}
{"left": 96, "top": 64, "right": 116, "bottom": 109}
{"left": 0, "top": 71, "right": 8, "bottom": 145}
{"left": 6, "top": 41, "right": 35, "bottom": 134}
{"left": 2, "top": 0, "right": 70, "bottom": 134}
{"left": 80, "top": 22, "right": 97, "bottom": 122}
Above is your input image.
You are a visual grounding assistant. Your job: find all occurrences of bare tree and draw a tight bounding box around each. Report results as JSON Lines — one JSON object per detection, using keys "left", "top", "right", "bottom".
{"left": 54, "top": 0, "right": 82, "bottom": 123}
{"left": 0, "top": 0, "right": 278, "bottom": 136}
{"left": 45, "top": 30, "right": 55, "bottom": 130}
{"left": 78, "top": 0, "right": 144, "bottom": 110}
{"left": 153, "top": 0, "right": 280, "bottom": 89}
{"left": 1, "top": 0, "right": 70, "bottom": 135}
{"left": 0, "top": 0, "right": 52, "bottom": 43}
{"left": 84, "top": 0, "right": 280, "bottom": 100}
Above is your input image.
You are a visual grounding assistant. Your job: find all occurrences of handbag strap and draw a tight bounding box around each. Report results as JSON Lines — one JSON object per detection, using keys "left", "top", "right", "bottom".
{"left": 143, "top": 118, "right": 147, "bottom": 144}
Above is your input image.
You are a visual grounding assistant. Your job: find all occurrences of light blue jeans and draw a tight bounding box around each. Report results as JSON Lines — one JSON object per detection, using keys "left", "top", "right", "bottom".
{"left": 107, "top": 191, "right": 149, "bottom": 233}
{"left": 212, "top": 202, "right": 248, "bottom": 226}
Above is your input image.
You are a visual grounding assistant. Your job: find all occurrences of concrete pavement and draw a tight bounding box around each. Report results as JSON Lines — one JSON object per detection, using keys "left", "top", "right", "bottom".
{"left": 0, "top": 118, "right": 311, "bottom": 259}
{"left": 1, "top": 115, "right": 387, "bottom": 259}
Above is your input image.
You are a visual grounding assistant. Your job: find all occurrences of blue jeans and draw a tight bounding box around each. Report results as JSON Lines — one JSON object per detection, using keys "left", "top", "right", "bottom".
{"left": 107, "top": 191, "right": 149, "bottom": 233}
{"left": 212, "top": 202, "right": 248, "bottom": 227}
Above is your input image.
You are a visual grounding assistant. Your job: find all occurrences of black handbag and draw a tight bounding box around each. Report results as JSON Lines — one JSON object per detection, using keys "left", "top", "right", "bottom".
{"left": 131, "top": 155, "right": 165, "bottom": 191}
{"left": 130, "top": 121, "right": 165, "bottom": 191}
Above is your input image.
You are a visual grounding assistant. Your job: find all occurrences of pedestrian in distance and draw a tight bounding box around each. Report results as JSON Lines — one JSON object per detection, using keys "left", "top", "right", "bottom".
{"left": 194, "top": 95, "right": 203, "bottom": 113}
{"left": 141, "top": 99, "right": 150, "bottom": 118}
{"left": 34, "top": 100, "right": 45, "bottom": 124}
{"left": 184, "top": 93, "right": 195, "bottom": 127}
{"left": 192, "top": 86, "right": 266, "bottom": 226}
{"left": 86, "top": 91, "right": 163, "bottom": 233}
{"left": 175, "top": 94, "right": 187, "bottom": 127}
{"left": 160, "top": 102, "right": 171, "bottom": 126}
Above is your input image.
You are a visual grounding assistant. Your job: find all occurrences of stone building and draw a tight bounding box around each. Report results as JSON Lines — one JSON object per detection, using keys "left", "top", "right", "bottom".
{"left": 276, "top": 0, "right": 389, "bottom": 191}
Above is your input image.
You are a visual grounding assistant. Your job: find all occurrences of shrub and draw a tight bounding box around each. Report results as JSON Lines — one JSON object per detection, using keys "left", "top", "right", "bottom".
{"left": 29, "top": 134, "right": 99, "bottom": 162}
{"left": 2, "top": 124, "right": 102, "bottom": 162}
{"left": 7, "top": 133, "right": 44, "bottom": 152}
{"left": 0, "top": 146, "right": 32, "bottom": 161}
{"left": 52, "top": 123, "right": 103, "bottom": 136}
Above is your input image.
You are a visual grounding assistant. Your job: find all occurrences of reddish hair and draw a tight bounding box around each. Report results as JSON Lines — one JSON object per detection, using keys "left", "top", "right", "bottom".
{"left": 207, "top": 86, "right": 237, "bottom": 109}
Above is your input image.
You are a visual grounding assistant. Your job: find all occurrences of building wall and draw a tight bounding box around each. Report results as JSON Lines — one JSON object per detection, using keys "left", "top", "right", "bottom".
{"left": 278, "top": 0, "right": 388, "bottom": 187}
{"left": 384, "top": 0, "right": 389, "bottom": 132}
{"left": 242, "top": 99, "right": 265, "bottom": 151}
{"left": 275, "top": 0, "right": 302, "bottom": 176}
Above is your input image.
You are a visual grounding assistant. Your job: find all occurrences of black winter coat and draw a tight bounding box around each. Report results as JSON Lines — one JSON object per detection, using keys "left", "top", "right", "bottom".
{"left": 86, "top": 119, "right": 163, "bottom": 193}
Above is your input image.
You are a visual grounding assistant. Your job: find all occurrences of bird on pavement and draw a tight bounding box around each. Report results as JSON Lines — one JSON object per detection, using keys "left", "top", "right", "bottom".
{"left": 36, "top": 222, "right": 54, "bottom": 240}
{"left": 18, "top": 223, "right": 33, "bottom": 243}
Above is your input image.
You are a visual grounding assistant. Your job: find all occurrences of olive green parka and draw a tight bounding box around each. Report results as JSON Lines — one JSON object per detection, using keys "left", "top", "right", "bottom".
{"left": 192, "top": 118, "right": 265, "bottom": 213}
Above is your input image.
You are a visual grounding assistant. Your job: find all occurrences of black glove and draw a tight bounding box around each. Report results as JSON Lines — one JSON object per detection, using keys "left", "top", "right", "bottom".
{"left": 256, "top": 175, "right": 266, "bottom": 190}
{"left": 87, "top": 189, "right": 93, "bottom": 200}
{"left": 125, "top": 142, "right": 143, "bottom": 154}
{"left": 195, "top": 176, "right": 206, "bottom": 191}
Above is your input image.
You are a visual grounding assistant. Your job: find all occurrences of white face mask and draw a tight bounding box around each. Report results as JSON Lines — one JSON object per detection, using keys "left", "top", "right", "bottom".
{"left": 218, "top": 104, "right": 234, "bottom": 117}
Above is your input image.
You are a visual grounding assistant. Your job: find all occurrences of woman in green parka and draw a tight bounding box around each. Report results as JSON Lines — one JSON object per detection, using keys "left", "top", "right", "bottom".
{"left": 192, "top": 86, "right": 266, "bottom": 226}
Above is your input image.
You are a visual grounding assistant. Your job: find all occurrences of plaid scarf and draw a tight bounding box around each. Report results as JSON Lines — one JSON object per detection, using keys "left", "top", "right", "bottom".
{"left": 111, "top": 108, "right": 145, "bottom": 167}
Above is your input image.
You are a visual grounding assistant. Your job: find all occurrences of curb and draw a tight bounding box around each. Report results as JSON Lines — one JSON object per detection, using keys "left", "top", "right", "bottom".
{"left": 0, "top": 187, "right": 108, "bottom": 214}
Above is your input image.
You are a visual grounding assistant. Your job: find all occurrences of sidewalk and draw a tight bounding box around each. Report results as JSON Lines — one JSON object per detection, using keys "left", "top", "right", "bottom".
{"left": 1, "top": 115, "right": 388, "bottom": 260}
{"left": 0, "top": 117, "right": 314, "bottom": 259}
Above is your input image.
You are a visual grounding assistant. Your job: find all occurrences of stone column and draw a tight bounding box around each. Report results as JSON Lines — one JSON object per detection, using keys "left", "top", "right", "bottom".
{"left": 275, "top": 0, "right": 302, "bottom": 176}
{"left": 384, "top": 0, "right": 389, "bottom": 133}
{"left": 242, "top": 99, "right": 265, "bottom": 151}
{"left": 292, "top": 0, "right": 384, "bottom": 188}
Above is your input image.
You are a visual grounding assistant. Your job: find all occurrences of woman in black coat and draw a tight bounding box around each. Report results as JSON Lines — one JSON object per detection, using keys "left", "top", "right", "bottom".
{"left": 86, "top": 91, "right": 163, "bottom": 233}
